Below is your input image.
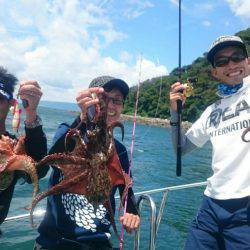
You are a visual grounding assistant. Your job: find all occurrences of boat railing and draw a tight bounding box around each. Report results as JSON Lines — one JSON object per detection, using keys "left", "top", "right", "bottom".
{"left": 4, "top": 181, "right": 207, "bottom": 249}
{"left": 133, "top": 181, "right": 207, "bottom": 250}
{"left": 134, "top": 194, "right": 157, "bottom": 250}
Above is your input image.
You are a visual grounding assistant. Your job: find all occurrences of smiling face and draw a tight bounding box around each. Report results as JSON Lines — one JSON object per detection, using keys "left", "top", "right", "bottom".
{"left": 211, "top": 46, "right": 250, "bottom": 85}
{"left": 105, "top": 88, "right": 124, "bottom": 126}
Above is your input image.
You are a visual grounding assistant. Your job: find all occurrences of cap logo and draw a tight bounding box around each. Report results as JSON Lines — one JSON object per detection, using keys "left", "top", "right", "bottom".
{"left": 209, "top": 35, "right": 243, "bottom": 50}
{"left": 0, "top": 82, "right": 12, "bottom": 100}
{"left": 0, "top": 89, "right": 10, "bottom": 99}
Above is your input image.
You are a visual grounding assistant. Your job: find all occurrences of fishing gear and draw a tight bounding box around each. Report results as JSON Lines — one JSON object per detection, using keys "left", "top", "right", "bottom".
{"left": 22, "top": 99, "right": 29, "bottom": 108}
{"left": 183, "top": 77, "right": 197, "bottom": 97}
{"left": 176, "top": 0, "right": 199, "bottom": 176}
{"left": 176, "top": 0, "right": 182, "bottom": 176}
{"left": 10, "top": 100, "right": 22, "bottom": 133}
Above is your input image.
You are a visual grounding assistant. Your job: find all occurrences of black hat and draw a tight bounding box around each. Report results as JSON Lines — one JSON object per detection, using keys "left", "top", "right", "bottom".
{"left": 0, "top": 82, "right": 13, "bottom": 100}
{"left": 89, "top": 76, "right": 129, "bottom": 99}
{"left": 207, "top": 35, "right": 248, "bottom": 66}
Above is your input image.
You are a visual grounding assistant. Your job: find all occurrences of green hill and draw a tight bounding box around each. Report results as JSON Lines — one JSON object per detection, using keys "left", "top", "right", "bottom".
{"left": 123, "top": 28, "right": 250, "bottom": 122}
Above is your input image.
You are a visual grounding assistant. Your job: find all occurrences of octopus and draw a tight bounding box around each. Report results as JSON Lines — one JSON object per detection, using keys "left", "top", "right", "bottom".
{"left": 0, "top": 135, "right": 39, "bottom": 202}
{"left": 31, "top": 92, "right": 133, "bottom": 240}
{"left": 242, "top": 127, "right": 250, "bottom": 142}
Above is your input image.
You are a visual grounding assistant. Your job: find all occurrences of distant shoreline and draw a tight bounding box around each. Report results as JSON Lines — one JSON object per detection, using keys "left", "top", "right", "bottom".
{"left": 40, "top": 105, "right": 191, "bottom": 129}
{"left": 120, "top": 114, "right": 191, "bottom": 129}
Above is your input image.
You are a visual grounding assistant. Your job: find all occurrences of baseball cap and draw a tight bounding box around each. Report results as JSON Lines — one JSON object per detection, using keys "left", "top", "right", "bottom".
{"left": 207, "top": 35, "right": 248, "bottom": 66}
{"left": 89, "top": 76, "right": 129, "bottom": 100}
{"left": 0, "top": 82, "right": 13, "bottom": 100}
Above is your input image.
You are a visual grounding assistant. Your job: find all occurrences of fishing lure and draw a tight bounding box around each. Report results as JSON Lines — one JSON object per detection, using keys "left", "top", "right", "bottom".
{"left": 10, "top": 100, "right": 22, "bottom": 133}
{"left": 183, "top": 77, "right": 197, "bottom": 98}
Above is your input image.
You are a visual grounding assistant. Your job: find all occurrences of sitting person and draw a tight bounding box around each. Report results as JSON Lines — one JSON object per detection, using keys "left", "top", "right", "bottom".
{"left": 35, "top": 76, "right": 140, "bottom": 250}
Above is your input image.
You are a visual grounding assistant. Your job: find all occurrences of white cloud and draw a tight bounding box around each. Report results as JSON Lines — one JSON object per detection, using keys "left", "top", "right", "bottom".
{"left": 0, "top": 0, "right": 167, "bottom": 102}
{"left": 226, "top": 0, "right": 250, "bottom": 20}
{"left": 122, "top": 0, "right": 154, "bottom": 19}
{"left": 119, "top": 50, "right": 132, "bottom": 63}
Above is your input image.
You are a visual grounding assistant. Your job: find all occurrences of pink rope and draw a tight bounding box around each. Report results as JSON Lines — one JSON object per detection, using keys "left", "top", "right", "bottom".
{"left": 119, "top": 67, "right": 141, "bottom": 250}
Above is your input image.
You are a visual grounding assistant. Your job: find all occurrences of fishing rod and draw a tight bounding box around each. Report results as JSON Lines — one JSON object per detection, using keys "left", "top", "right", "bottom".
{"left": 176, "top": 0, "right": 182, "bottom": 176}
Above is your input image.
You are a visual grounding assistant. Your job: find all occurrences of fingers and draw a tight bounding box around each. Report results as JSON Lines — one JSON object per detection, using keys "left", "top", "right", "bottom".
{"left": 169, "top": 82, "right": 187, "bottom": 111}
{"left": 76, "top": 87, "right": 104, "bottom": 101}
{"left": 120, "top": 213, "right": 140, "bottom": 234}
{"left": 76, "top": 87, "right": 104, "bottom": 119}
{"left": 170, "top": 81, "right": 185, "bottom": 93}
{"left": 18, "top": 81, "right": 43, "bottom": 99}
{"left": 19, "top": 80, "right": 41, "bottom": 89}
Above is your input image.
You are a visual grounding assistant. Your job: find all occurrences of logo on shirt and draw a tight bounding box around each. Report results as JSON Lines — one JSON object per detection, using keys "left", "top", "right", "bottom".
{"left": 206, "top": 100, "right": 250, "bottom": 128}
{"left": 62, "top": 193, "right": 110, "bottom": 232}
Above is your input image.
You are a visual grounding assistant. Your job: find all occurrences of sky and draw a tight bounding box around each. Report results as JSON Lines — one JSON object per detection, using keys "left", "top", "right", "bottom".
{"left": 0, "top": 0, "right": 250, "bottom": 102}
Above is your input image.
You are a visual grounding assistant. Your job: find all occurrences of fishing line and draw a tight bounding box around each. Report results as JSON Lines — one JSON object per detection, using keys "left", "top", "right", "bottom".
{"left": 119, "top": 54, "right": 142, "bottom": 250}
{"left": 135, "top": 61, "right": 164, "bottom": 141}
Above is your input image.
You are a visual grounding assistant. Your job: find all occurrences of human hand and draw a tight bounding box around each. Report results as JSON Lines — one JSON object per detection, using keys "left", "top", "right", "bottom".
{"left": 119, "top": 213, "right": 140, "bottom": 234}
{"left": 18, "top": 81, "right": 43, "bottom": 123}
{"left": 76, "top": 87, "right": 104, "bottom": 121}
{"left": 169, "top": 82, "right": 187, "bottom": 111}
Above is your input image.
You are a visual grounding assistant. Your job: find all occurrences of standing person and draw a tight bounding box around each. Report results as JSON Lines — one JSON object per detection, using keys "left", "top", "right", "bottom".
{"left": 35, "top": 76, "right": 140, "bottom": 250}
{"left": 0, "top": 66, "right": 47, "bottom": 226}
{"left": 169, "top": 35, "right": 250, "bottom": 249}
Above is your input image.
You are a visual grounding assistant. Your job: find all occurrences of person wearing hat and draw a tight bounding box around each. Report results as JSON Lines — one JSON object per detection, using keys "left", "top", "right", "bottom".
{"left": 169, "top": 35, "right": 250, "bottom": 249}
{"left": 0, "top": 66, "right": 47, "bottom": 226}
{"left": 35, "top": 76, "right": 140, "bottom": 250}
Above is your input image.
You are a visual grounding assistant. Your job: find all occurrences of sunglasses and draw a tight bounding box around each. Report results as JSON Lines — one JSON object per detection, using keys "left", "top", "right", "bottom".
{"left": 107, "top": 96, "right": 124, "bottom": 106}
{"left": 213, "top": 52, "right": 247, "bottom": 68}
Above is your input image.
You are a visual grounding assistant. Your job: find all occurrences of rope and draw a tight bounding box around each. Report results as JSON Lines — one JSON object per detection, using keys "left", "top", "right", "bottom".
{"left": 119, "top": 55, "right": 142, "bottom": 250}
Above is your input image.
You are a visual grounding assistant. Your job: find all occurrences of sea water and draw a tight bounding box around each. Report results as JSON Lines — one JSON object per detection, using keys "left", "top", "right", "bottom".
{"left": 1, "top": 104, "right": 212, "bottom": 250}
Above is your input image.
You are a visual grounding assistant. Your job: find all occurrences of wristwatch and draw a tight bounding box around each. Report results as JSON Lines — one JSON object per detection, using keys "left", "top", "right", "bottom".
{"left": 24, "top": 115, "right": 43, "bottom": 128}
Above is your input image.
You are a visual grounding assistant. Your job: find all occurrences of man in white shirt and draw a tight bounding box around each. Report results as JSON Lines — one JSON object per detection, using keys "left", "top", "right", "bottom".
{"left": 169, "top": 35, "right": 250, "bottom": 249}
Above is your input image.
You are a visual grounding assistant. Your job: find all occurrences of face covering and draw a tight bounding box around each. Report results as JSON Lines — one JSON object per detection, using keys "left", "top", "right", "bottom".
{"left": 217, "top": 82, "right": 243, "bottom": 97}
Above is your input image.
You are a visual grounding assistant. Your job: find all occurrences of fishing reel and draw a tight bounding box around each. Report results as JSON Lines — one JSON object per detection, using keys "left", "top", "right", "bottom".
{"left": 183, "top": 77, "right": 198, "bottom": 98}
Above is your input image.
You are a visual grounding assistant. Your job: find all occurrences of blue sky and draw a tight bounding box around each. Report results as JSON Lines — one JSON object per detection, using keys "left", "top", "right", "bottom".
{"left": 0, "top": 0, "right": 249, "bottom": 102}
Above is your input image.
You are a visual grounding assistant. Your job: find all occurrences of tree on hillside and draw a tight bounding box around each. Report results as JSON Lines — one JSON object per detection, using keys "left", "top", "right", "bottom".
{"left": 123, "top": 28, "right": 250, "bottom": 122}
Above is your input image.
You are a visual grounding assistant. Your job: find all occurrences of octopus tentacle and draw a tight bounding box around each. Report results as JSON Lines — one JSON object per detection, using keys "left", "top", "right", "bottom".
{"left": 108, "top": 121, "right": 124, "bottom": 141}
{"left": 65, "top": 128, "right": 87, "bottom": 154}
{"left": 0, "top": 135, "right": 40, "bottom": 211}
{"left": 104, "top": 200, "right": 122, "bottom": 243}
{"left": 36, "top": 153, "right": 88, "bottom": 169}
{"left": 0, "top": 163, "right": 7, "bottom": 173}
{"left": 7, "top": 155, "right": 39, "bottom": 199}
{"left": 13, "top": 136, "right": 26, "bottom": 155}
{"left": 30, "top": 169, "right": 89, "bottom": 227}
{"left": 118, "top": 172, "right": 133, "bottom": 218}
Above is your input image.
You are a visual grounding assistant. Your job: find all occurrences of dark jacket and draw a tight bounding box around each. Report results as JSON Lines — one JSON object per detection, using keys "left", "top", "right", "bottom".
{"left": 0, "top": 126, "right": 47, "bottom": 224}
{"left": 36, "top": 117, "right": 138, "bottom": 248}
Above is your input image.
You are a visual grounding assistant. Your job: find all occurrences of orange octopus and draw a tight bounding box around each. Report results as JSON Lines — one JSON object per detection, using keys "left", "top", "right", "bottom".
{"left": 0, "top": 135, "right": 39, "bottom": 202}
{"left": 31, "top": 92, "right": 132, "bottom": 240}
{"left": 242, "top": 127, "right": 250, "bottom": 142}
